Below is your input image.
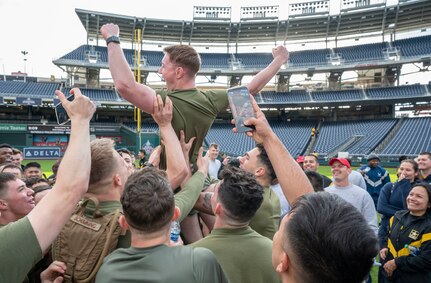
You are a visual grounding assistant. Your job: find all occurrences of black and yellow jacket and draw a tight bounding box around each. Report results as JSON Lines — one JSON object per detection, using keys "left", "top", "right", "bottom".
{"left": 383, "top": 210, "right": 431, "bottom": 282}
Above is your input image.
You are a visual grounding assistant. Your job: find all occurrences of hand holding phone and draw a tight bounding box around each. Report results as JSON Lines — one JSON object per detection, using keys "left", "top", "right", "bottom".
{"left": 227, "top": 86, "right": 256, "bottom": 133}
{"left": 55, "top": 94, "right": 75, "bottom": 125}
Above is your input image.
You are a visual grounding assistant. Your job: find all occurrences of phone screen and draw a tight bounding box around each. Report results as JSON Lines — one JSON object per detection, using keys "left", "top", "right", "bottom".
{"left": 55, "top": 95, "right": 75, "bottom": 125}
{"left": 227, "top": 86, "right": 256, "bottom": 133}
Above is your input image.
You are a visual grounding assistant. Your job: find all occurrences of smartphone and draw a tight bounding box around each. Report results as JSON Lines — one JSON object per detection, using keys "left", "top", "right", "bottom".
{"left": 55, "top": 94, "right": 75, "bottom": 125}
{"left": 227, "top": 86, "right": 256, "bottom": 133}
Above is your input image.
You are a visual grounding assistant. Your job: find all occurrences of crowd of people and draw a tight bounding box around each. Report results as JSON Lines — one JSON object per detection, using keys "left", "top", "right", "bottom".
{"left": 0, "top": 23, "right": 430, "bottom": 283}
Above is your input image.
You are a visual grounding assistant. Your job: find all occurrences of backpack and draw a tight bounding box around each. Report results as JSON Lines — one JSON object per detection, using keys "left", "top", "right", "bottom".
{"left": 52, "top": 196, "right": 125, "bottom": 283}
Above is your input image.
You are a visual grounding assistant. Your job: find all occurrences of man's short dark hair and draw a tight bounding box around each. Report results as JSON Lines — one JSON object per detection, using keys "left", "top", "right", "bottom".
{"left": 304, "top": 170, "right": 324, "bottom": 192}
{"left": 256, "top": 144, "right": 276, "bottom": 181}
{"left": 218, "top": 167, "right": 264, "bottom": 223}
{"left": 121, "top": 167, "right": 174, "bottom": 233}
{"left": 163, "top": 45, "right": 201, "bottom": 77}
{"left": 0, "top": 143, "right": 12, "bottom": 149}
{"left": 24, "top": 162, "right": 41, "bottom": 170}
{"left": 419, "top": 152, "right": 431, "bottom": 160}
{"left": 284, "top": 192, "right": 378, "bottom": 283}
{"left": 0, "top": 172, "right": 18, "bottom": 197}
{"left": 25, "top": 177, "right": 49, "bottom": 188}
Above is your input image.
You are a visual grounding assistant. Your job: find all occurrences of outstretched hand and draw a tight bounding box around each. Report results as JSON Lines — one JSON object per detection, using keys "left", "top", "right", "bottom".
{"left": 148, "top": 145, "right": 162, "bottom": 168}
{"left": 196, "top": 147, "right": 209, "bottom": 176}
{"left": 55, "top": 88, "right": 96, "bottom": 123}
{"left": 151, "top": 95, "right": 173, "bottom": 127}
{"left": 232, "top": 96, "right": 274, "bottom": 144}
{"left": 179, "top": 130, "right": 196, "bottom": 158}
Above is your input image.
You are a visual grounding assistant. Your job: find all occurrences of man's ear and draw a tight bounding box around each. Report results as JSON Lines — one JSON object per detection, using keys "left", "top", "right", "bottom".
{"left": 172, "top": 206, "right": 180, "bottom": 221}
{"left": 275, "top": 252, "right": 290, "bottom": 273}
{"left": 0, "top": 199, "right": 8, "bottom": 211}
{"left": 214, "top": 202, "right": 222, "bottom": 216}
{"left": 119, "top": 215, "right": 129, "bottom": 230}
{"left": 255, "top": 166, "right": 265, "bottom": 178}
{"left": 113, "top": 174, "right": 122, "bottom": 187}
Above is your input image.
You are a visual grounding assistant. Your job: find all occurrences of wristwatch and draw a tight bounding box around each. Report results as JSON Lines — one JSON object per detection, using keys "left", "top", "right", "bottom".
{"left": 106, "top": 35, "right": 120, "bottom": 45}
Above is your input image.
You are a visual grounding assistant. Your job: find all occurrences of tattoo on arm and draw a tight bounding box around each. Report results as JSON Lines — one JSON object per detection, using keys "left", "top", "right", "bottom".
{"left": 203, "top": 193, "right": 212, "bottom": 211}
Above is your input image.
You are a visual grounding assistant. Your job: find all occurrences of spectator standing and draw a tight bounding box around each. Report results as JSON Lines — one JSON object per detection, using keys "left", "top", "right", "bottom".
{"left": 380, "top": 183, "right": 431, "bottom": 282}
{"left": 326, "top": 158, "right": 378, "bottom": 235}
{"left": 359, "top": 154, "right": 391, "bottom": 208}
{"left": 208, "top": 143, "right": 221, "bottom": 179}
{"left": 302, "top": 155, "right": 332, "bottom": 188}
{"left": 417, "top": 152, "right": 431, "bottom": 183}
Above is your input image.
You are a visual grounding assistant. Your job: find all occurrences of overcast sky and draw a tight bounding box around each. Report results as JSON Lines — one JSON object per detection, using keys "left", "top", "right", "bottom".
{"left": 0, "top": 0, "right": 427, "bottom": 85}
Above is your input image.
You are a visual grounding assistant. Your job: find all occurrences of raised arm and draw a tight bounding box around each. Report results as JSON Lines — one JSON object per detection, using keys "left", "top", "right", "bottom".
{"left": 151, "top": 95, "right": 188, "bottom": 189}
{"left": 27, "top": 88, "right": 96, "bottom": 252}
{"left": 247, "top": 46, "right": 289, "bottom": 95}
{"left": 100, "top": 23, "right": 156, "bottom": 113}
{"left": 242, "top": 96, "right": 313, "bottom": 205}
{"left": 175, "top": 147, "right": 209, "bottom": 221}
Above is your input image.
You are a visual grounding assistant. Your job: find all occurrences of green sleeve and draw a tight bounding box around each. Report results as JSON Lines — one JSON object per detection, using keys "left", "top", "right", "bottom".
{"left": 175, "top": 171, "right": 206, "bottom": 222}
{"left": 0, "top": 217, "right": 43, "bottom": 283}
{"left": 192, "top": 247, "right": 229, "bottom": 283}
{"left": 206, "top": 89, "right": 229, "bottom": 113}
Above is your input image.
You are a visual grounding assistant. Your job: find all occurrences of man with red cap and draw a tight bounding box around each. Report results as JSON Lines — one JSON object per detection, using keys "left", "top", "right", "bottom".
{"left": 325, "top": 158, "right": 378, "bottom": 236}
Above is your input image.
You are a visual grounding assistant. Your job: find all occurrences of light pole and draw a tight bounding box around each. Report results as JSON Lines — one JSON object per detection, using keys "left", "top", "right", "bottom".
{"left": 21, "top": 51, "right": 28, "bottom": 82}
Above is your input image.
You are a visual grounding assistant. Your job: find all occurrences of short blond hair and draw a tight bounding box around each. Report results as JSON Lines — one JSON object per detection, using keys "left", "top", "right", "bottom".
{"left": 89, "top": 138, "right": 117, "bottom": 188}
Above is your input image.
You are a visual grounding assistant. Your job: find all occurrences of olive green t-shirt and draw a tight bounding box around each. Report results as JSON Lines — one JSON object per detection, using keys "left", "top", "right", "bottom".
{"left": 157, "top": 88, "right": 228, "bottom": 169}
{"left": 191, "top": 227, "right": 280, "bottom": 283}
{"left": 0, "top": 217, "right": 42, "bottom": 283}
{"left": 95, "top": 244, "right": 228, "bottom": 283}
{"left": 249, "top": 186, "right": 280, "bottom": 240}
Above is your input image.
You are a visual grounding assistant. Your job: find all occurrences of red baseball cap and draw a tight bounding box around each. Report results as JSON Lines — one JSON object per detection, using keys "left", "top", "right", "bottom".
{"left": 329, "top": 158, "right": 351, "bottom": 168}
{"left": 296, "top": 156, "right": 305, "bottom": 163}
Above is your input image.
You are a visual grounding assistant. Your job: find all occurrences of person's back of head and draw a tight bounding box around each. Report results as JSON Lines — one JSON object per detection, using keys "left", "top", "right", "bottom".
{"left": 280, "top": 192, "right": 377, "bottom": 283}
{"left": 88, "top": 138, "right": 123, "bottom": 194}
{"left": 304, "top": 170, "right": 324, "bottom": 192}
{"left": 121, "top": 167, "right": 174, "bottom": 233}
{"left": 218, "top": 166, "right": 264, "bottom": 224}
{"left": 163, "top": 45, "right": 201, "bottom": 78}
{"left": 0, "top": 172, "right": 17, "bottom": 198}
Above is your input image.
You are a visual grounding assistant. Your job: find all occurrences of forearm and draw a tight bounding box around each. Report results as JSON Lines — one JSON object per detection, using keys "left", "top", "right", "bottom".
{"left": 107, "top": 44, "right": 136, "bottom": 93}
{"left": 262, "top": 133, "right": 313, "bottom": 205}
{"left": 28, "top": 119, "right": 91, "bottom": 252}
{"left": 107, "top": 44, "right": 155, "bottom": 113}
{"left": 247, "top": 58, "right": 285, "bottom": 95}
{"left": 175, "top": 171, "right": 206, "bottom": 222}
{"left": 162, "top": 125, "right": 188, "bottom": 189}
{"left": 193, "top": 192, "right": 215, "bottom": 215}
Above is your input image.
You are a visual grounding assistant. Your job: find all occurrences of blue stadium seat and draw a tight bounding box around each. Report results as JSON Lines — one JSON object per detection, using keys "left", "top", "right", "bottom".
{"left": 314, "top": 119, "right": 396, "bottom": 156}
{"left": 381, "top": 117, "right": 431, "bottom": 155}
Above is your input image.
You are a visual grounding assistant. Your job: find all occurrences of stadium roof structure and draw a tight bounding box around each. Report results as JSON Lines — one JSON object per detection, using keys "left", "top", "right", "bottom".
{"left": 75, "top": 0, "right": 431, "bottom": 45}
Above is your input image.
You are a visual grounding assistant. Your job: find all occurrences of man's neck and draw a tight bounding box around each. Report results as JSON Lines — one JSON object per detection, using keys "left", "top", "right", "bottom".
{"left": 131, "top": 231, "right": 171, "bottom": 248}
{"left": 0, "top": 213, "right": 20, "bottom": 225}
{"left": 421, "top": 169, "right": 431, "bottom": 179}
{"left": 334, "top": 180, "right": 349, "bottom": 187}
{"left": 213, "top": 217, "right": 248, "bottom": 230}
{"left": 167, "top": 79, "right": 196, "bottom": 91}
